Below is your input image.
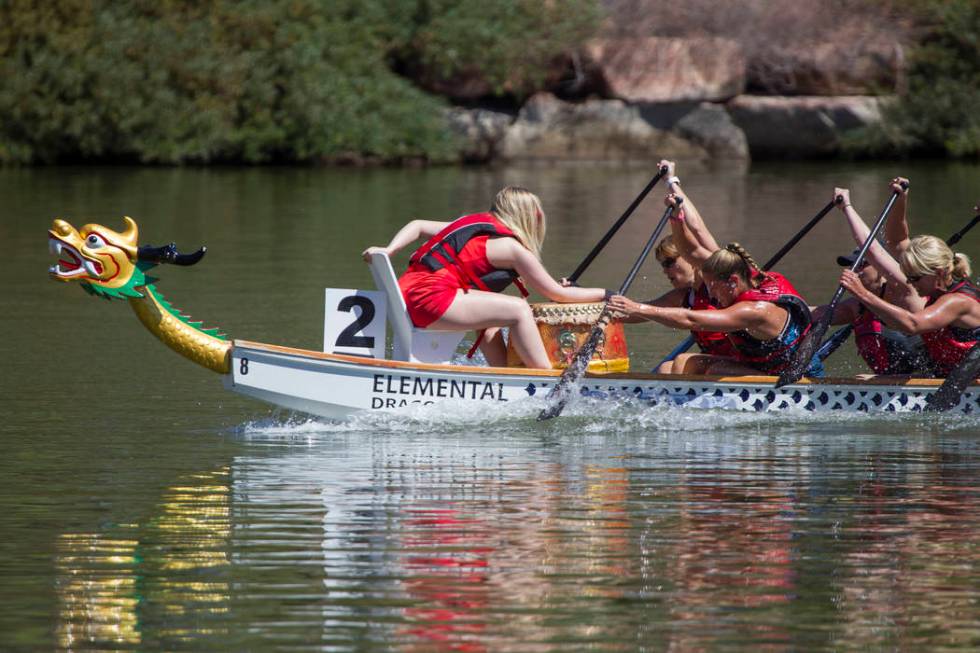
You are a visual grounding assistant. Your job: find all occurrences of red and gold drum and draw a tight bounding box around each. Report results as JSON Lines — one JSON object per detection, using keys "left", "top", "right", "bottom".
{"left": 506, "top": 302, "right": 629, "bottom": 373}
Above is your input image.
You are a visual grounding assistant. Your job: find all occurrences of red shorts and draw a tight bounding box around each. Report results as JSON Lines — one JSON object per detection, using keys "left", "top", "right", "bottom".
{"left": 398, "top": 269, "right": 462, "bottom": 328}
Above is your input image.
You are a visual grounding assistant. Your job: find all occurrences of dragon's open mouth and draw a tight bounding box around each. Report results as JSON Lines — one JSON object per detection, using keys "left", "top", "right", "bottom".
{"left": 49, "top": 237, "right": 102, "bottom": 278}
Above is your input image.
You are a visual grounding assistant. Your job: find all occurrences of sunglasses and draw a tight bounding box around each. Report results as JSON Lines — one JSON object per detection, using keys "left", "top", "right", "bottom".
{"left": 659, "top": 257, "right": 677, "bottom": 269}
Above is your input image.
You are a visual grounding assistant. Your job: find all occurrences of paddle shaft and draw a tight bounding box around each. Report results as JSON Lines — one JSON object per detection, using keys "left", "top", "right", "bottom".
{"left": 777, "top": 185, "right": 907, "bottom": 387}
{"left": 539, "top": 200, "right": 680, "bottom": 420}
{"left": 946, "top": 213, "right": 980, "bottom": 247}
{"left": 567, "top": 165, "right": 669, "bottom": 284}
{"left": 653, "top": 197, "right": 840, "bottom": 371}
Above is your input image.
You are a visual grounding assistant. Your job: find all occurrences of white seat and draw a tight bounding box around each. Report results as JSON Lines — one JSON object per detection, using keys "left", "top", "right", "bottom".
{"left": 367, "top": 252, "right": 466, "bottom": 364}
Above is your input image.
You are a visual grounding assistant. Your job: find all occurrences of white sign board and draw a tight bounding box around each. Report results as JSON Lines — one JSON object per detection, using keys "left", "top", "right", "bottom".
{"left": 323, "top": 289, "right": 387, "bottom": 359}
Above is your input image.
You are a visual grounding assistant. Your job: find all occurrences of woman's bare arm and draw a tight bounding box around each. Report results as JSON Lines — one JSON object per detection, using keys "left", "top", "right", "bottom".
{"left": 608, "top": 295, "right": 776, "bottom": 333}
{"left": 362, "top": 220, "right": 448, "bottom": 261}
{"left": 840, "top": 270, "right": 973, "bottom": 334}
{"left": 884, "top": 177, "right": 911, "bottom": 256}
{"left": 488, "top": 238, "right": 606, "bottom": 303}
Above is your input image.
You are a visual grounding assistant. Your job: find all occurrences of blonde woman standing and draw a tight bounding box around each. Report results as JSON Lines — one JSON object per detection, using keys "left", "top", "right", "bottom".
{"left": 362, "top": 186, "right": 607, "bottom": 369}
{"left": 840, "top": 235, "right": 980, "bottom": 376}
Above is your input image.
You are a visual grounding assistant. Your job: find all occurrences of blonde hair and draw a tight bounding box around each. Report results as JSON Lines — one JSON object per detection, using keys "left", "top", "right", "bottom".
{"left": 900, "top": 234, "right": 972, "bottom": 281}
{"left": 655, "top": 235, "right": 679, "bottom": 262}
{"left": 490, "top": 186, "right": 546, "bottom": 259}
{"left": 702, "top": 243, "right": 763, "bottom": 287}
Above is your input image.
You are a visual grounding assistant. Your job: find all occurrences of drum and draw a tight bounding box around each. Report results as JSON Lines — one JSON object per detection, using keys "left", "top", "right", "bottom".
{"left": 506, "top": 302, "right": 629, "bottom": 373}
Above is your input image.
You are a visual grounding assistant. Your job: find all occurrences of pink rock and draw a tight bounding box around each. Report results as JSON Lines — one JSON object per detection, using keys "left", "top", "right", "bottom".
{"left": 585, "top": 37, "right": 746, "bottom": 103}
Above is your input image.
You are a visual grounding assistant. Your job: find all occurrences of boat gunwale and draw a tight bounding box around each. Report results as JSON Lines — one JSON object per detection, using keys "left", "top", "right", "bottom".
{"left": 233, "top": 340, "right": 965, "bottom": 388}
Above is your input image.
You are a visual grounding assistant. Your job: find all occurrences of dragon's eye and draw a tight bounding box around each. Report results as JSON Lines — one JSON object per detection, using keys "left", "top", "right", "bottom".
{"left": 85, "top": 234, "right": 106, "bottom": 249}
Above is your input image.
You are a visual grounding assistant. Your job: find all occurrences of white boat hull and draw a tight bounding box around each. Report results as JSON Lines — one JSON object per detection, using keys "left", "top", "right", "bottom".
{"left": 223, "top": 340, "right": 980, "bottom": 420}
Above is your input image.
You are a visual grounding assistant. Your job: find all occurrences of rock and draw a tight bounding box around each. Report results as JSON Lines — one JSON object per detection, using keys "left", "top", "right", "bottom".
{"left": 445, "top": 107, "right": 514, "bottom": 163}
{"left": 674, "top": 103, "right": 749, "bottom": 160}
{"left": 584, "top": 37, "right": 746, "bottom": 103}
{"left": 498, "top": 93, "right": 710, "bottom": 161}
{"left": 748, "top": 38, "right": 904, "bottom": 96}
{"left": 727, "top": 95, "right": 885, "bottom": 157}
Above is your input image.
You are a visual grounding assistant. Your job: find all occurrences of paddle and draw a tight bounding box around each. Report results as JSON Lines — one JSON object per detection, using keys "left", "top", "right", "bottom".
{"left": 815, "top": 208, "right": 980, "bottom": 368}
{"left": 776, "top": 183, "right": 908, "bottom": 388}
{"left": 538, "top": 199, "right": 681, "bottom": 420}
{"left": 653, "top": 196, "right": 842, "bottom": 371}
{"left": 566, "top": 164, "right": 669, "bottom": 284}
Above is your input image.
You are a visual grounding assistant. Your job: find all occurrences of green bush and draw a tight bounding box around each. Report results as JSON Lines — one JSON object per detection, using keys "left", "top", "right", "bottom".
{"left": 0, "top": 0, "right": 602, "bottom": 165}
{"left": 845, "top": 0, "right": 980, "bottom": 158}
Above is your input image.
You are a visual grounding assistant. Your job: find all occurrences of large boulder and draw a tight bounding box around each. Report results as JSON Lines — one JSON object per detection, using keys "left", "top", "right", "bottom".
{"left": 498, "top": 93, "right": 710, "bottom": 161}
{"left": 584, "top": 37, "right": 746, "bottom": 103}
{"left": 674, "top": 102, "right": 749, "bottom": 160}
{"left": 445, "top": 107, "right": 514, "bottom": 163}
{"left": 727, "top": 95, "right": 886, "bottom": 157}
{"left": 749, "top": 38, "right": 904, "bottom": 96}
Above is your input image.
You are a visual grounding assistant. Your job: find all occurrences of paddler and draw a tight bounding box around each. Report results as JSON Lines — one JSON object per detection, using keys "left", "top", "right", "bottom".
{"left": 840, "top": 235, "right": 980, "bottom": 377}
{"left": 813, "top": 181, "right": 932, "bottom": 375}
{"left": 362, "top": 186, "right": 608, "bottom": 369}
{"left": 618, "top": 160, "right": 735, "bottom": 372}
{"left": 609, "top": 220, "right": 821, "bottom": 376}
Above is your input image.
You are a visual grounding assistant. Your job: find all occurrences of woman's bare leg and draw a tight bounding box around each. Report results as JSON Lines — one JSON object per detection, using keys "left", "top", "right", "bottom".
{"left": 671, "top": 353, "right": 720, "bottom": 375}
{"left": 429, "top": 291, "right": 550, "bottom": 368}
{"left": 479, "top": 327, "right": 508, "bottom": 367}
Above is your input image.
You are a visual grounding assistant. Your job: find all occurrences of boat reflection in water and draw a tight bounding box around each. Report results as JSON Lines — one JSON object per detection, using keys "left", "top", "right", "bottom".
{"left": 53, "top": 427, "right": 980, "bottom": 649}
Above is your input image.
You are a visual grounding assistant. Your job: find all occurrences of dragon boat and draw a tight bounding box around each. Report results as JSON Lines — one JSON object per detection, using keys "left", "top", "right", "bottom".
{"left": 48, "top": 217, "right": 980, "bottom": 419}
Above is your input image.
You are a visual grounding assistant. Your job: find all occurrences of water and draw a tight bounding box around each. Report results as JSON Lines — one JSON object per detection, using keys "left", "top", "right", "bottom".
{"left": 3, "top": 161, "right": 980, "bottom": 650}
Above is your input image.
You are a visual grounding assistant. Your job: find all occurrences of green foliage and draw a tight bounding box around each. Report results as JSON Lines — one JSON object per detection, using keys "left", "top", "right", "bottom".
{"left": 845, "top": 0, "right": 980, "bottom": 158}
{"left": 0, "top": 0, "right": 455, "bottom": 163}
{"left": 0, "top": 0, "right": 603, "bottom": 164}
{"left": 390, "top": 0, "right": 602, "bottom": 98}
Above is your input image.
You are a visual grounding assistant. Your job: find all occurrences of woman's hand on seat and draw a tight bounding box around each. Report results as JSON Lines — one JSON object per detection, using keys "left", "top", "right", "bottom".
{"left": 362, "top": 246, "right": 389, "bottom": 263}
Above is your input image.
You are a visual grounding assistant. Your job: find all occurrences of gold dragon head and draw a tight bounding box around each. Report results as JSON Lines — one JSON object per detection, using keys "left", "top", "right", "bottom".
{"left": 48, "top": 217, "right": 141, "bottom": 295}
{"left": 49, "top": 216, "right": 206, "bottom": 300}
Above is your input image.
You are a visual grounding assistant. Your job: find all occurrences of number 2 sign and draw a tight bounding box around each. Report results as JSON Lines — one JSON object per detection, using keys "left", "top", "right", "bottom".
{"left": 323, "top": 289, "right": 387, "bottom": 359}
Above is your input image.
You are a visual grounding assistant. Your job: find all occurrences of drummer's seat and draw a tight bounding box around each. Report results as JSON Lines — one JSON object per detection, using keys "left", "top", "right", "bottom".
{"left": 367, "top": 252, "right": 466, "bottom": 364}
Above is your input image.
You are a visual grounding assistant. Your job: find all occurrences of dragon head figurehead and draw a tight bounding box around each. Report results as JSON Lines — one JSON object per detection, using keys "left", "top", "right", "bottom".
{"left": 49, "top": 216, "right": 207, "bottom": 299}
{"left": 47, "top": 215, "right": 228, "bottom": 373}
{"left": 48, "top": 217, "right": 144, "bottom": 298}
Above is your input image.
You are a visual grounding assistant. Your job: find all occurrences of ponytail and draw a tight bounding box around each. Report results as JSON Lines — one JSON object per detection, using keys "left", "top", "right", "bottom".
{"left": 703, "top": 242, "right": 762, "bottom": 286}
{"left": 953, "top": 252, "right": 973, "bottom": 280}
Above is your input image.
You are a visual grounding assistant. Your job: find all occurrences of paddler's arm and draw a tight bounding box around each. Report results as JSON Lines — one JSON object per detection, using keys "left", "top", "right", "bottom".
{"left": 811, "top": 297, "right": 860, "bottom": 326}
{"left": 835, "top": 188, "right": 906, "bottom": 284}
{"left": 665, "top": 192, "right": 718, "bottom": 267}
{"left": 487, "top": 238, "right": 606, "bottom": 303}
{"left": 613, "top": 287, "right": 690, "bottom": 323}
{"left": 883, "top": 177, "right": 912, "bottom": 256}
{"left": 608, "top": 295, "right": 769, "bottom": 333}
{"left": 840, "top": 269, "right": 970, "bottom": 334}
{"left": 361, "top": 220, "right": 449, "bottom": 261}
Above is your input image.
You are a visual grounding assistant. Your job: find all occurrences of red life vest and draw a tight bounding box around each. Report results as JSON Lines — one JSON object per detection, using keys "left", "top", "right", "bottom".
{"left": 684, "top": 284, "right": 736, "bottom": 356}
{"left": 727, "top": 271, "right": 813, "bottom": 372}
{"left": 853, "top": 285, "right": 931, "bottom": 375}
{"left": 920, "top": 279, "right": 980, "bottom": 376}
{"left": 407, "top": 213, "right": 529, "bottom": 297}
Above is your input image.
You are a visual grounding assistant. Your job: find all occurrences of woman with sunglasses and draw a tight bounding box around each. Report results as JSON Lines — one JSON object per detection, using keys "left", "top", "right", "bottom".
{"left": 609, "top": 240, "right": 821, "bottom": 376}
{"left": 840, "top": 235, "right": 980, "bottom": 377}
{"left": 362, "top": 186, "right": 608, "bottom": 369}
{"left": 813, "top": 185, "right": 931, "bottom": 374}
{"left": 620, "top": 160, "right": 735, "bottom": 372}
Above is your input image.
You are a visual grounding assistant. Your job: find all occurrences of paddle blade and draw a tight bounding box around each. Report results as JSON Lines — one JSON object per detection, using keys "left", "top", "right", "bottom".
{"left": 925, "top": 342, "right": 980, "bottom": 412}
{"left": 776, "top": 310, "right": 833, "bottom": 388}
{"left": 537, "top": 320, "right": 606, "bottom": 420}
{"left": 816, "top": 324, "right": 854, "bottom": 362}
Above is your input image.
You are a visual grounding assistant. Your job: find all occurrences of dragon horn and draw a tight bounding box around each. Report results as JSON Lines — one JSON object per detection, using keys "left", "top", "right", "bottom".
{"left": 137, "top": 243, "right": 207, "bottom": 266}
